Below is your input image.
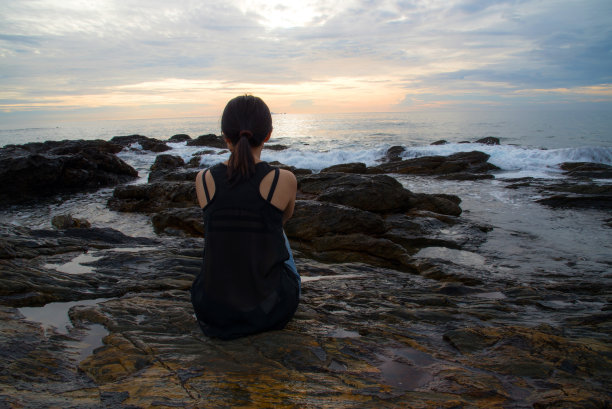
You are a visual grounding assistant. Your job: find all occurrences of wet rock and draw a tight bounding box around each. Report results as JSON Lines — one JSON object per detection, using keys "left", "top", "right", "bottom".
{"left": 51, "top": 215, "right": 91, "bottom": 229}
{"left": 110, "top": 135, "right": 171, "bottom": 152}
{"left": 168, "top": 134, "right": 192, "bottom": 142}
{"left": 444, "top": 325, "right": 612, "bottom": 394}
{"left": 269, "top": 161, "right": 313, "bottom": 175}
{"left": 0, "top": 220, "right": 610, "bottom": 407}
{"left": 264, "top": 144, "right": 289, "bottom": 151}
{"left": 536, "top": 194, "right": 612, "bottom": 210}
{"left": 298, "top": 172, "right": 462, "bottom": 215}
{"left": 285, "top": 200, "right": 386, "bottom": 241}
{"left": 0, "top": 226, "right": 193, "bottom": 306}
{"left": 148, "top": 168, "right": 198, "bottom": 183}
{"left": 152, "top": 207, "right": 203, "bottom": 237}
{"left": 303, "top": 173, "right": 412, "bottom": 213}
{"left": 0, "top": 140, "right": 138, "bottom": 205}
{"left": 560, "top": 162, "right": 612, "bottom": 179}
{"left": 475, "top": 136, "right": 500, "bottom": 145}
{"left": 186, "top": 134, "right": 226, "bottom": 148}
{"left": 431, "top": 140, "right": 448, "bottom": 145}
{"left": 2, "top": 139, "right": 123, "bottom": 155}
{"left": 306, "top": 233, "right": 415, "bottom": 271}
{"left": 186, "top": 156, "right": 203, "bottom": 168}
{"left": 383, "top": 212, "right": 488, "bottom": 254}
{"left": 443, "top": 327, "right": 500, "bottom": 354}
{"left": 321, "top": 162, "right": 367, "bottom": 173}
{"left": 371, "top": 151, "right": 499, "bottom": 177}
{"left": 383, "top": 145, "right": 405, "bottom": 162}
{"left": 439, "top": 172, "right": 495, "bottom": 181}
{"left": 0, "top": 225, "right": 150, "bottom": 260}
{"left": 408, "top": 193, "right": 462, "bottom": 216}
{"left": 503, "top": 176, "right": 612, "bottom": 210}
{"left": 108, "top": 182, "right": 196, "bottom": 213}
{"left": 279, "top": 170, "right": 470, "bottom": 267}
{"left": 150, "top": 154, "right": 185, "bottom": 171}
{"left": 412, "top": 259, "right": 486, "bottom": 286}
{"left": 148, "top": 154, "right": 190, "bottom": 182}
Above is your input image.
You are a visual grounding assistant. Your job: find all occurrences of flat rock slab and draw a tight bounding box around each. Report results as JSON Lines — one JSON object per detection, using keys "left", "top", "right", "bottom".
{"left": 0, "top": 231, "right": 610, "bottom": 408}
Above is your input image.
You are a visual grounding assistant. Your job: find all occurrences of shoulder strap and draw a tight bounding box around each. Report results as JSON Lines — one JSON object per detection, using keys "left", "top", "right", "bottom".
{"left": 201, "top": 169, "right": 211, "bottom": 202}
{"left": 266, "top": 168, "right": 280, "bottom": 202}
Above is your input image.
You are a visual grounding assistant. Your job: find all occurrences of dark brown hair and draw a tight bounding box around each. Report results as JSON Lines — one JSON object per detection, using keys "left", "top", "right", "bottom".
{"left": 221, "top": 95, "right": 272, "bottom": 183}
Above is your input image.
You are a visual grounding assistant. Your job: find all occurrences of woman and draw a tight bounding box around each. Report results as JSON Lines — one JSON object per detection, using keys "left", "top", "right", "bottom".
{"left": 190, "top": 95, "right": 300, "bottom": 340}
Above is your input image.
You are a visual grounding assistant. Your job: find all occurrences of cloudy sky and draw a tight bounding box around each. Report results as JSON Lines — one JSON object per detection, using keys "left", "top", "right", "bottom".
{"left": 1, "top": 0, "right": 611, "bottom": 125}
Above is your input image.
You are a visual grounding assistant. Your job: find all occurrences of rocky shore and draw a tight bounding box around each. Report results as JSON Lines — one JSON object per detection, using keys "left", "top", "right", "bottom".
{"left": 0, "top": 136, "right": 610, "bottom": 408}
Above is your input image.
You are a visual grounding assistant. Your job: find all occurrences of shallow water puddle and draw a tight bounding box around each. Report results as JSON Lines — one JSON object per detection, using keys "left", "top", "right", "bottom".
{"left": 327, "top": 327, "right": 361, "bottom": 338}
{"left": 18, "top": 298, "right": 110, "bottom": 360}
{"left": 18, "top": 298, "right": 109, "bottom": 334}
{"left": 66, "top": 323, "right": 109, "bottom": 361}
{"left": 44, "top": 252, "right": 102, "bottom": 274}
{"left": 376, "top": 347, "right": 436, "bottom": 391}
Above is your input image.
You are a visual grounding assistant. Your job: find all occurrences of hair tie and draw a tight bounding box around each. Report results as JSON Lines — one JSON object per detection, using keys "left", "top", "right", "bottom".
{"left": 239, "top": 130, "right": 253, "bottom": 139}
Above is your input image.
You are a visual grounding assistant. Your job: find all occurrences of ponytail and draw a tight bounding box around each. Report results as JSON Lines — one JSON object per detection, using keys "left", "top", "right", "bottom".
{"left": 221, "top": 95, "right": 272, "bottom": 184}
{"left": 226, "top": 131, "right": 256, "bottom": 183}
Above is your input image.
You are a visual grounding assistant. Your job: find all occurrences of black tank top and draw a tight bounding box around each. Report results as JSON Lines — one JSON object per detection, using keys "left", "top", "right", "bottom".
{"left": 198, "top": 162, "right": 288, "bottom": 312}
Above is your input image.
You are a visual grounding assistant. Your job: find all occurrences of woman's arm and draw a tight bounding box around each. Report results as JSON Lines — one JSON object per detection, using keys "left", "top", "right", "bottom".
{"left": 195, "top": 169, "right": 216, "bottom": 208}
{"left": 260, "top": 169, "right": 297, "bottom": 223}
{"left": 280, "top": 170, "right": 297, "bottom": 224}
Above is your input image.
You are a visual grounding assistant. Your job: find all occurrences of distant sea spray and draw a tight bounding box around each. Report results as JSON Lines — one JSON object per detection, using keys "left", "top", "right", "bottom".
{"left": 3, "top": 111, "right": 611, "bottom": 179}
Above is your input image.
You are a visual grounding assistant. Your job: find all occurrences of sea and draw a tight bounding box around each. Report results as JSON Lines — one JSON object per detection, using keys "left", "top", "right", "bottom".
{"left": 1, "top": 110, "right": 611, "bottom": 329}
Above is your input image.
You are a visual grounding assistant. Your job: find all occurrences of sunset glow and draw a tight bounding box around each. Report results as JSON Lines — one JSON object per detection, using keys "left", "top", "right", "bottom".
{"left": 0, "top": 0, "right": 610, "bottom": 124}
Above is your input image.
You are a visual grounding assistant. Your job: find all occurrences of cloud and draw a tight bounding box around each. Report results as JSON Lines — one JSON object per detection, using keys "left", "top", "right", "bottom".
{"left": 0, "top": 0, "right": 610, "bottom": 123}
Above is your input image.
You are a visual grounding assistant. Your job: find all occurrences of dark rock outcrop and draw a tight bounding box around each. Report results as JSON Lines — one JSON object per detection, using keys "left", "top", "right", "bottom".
{"left": 384, "top": 145, "right": 405, "bottom": 162}
{"left": 110, "top": 135, "right": 171, "bottom": 152}
{"left": 284, "top": 174, "right": 468, "bottom": 269}
{"left": 298, "top": 173, "right": 460, "bottom": 215}
{"left": 269, "top": 161, "right": 313, "bottom": 175}
{"left": 148, "top": 154, "right": 189, "bottom": 182}
{"left": 321, "top": 162, "right": 367, "bottom": 174}
{"left": 186, "top": 134, "right": 226, "bottom": 148}
{"left": 0, "top": 140, "right": 138, "bottom": 205}
{"left": 108, "top": 182, "right": 196, "bottom": 213}
{"left": 168, "top": 134, "right": 192, "bottom": 142}
{"left": 264, "top": 144, "right": 289, "bottom": 151}
{"left": 152, "top": 207, "right": 203, "bottom": 236}
{"left": 475, "top": 136, "right": 500, "bottom": 145}
{"left": 536, "top": 194, "right": 612, "bottom": 210}
{"left": 150, "top": 154, "right": 185, "bottom": 172}
{"left": 431, "top": 140, "right": 448, "bottom": 145}
{"left": 149, "top": 168, "right": 199, "bottom": 183}
{"left": 560, "top": 162, "right": 612, "bottom": 179}
{"left": 285, "top": 200, "right": 387, "bottom": 240}
{"left": 109, "top": 168, "right": 468, "bottom": 267}
{"left": 506, "top": 163, "right": 612, "bottom": 210}
{"left": 370, "top": 151, "right": 499, "bottom": 179}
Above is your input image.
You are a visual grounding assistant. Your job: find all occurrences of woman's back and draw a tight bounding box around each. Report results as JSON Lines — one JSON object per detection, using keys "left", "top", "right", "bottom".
{"left": 199, "top": 162, "right": 288, "bottom": 311}
{"left": 191, "top": 95, "right": 300, "bottom": 340}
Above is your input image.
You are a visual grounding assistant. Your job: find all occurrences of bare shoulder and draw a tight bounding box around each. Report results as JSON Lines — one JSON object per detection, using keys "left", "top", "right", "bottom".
{"left": 195, "top": 168, "right": 215, "bottom": 208}
{"left": 195, "top": 169, "right": 205, "bottom": 181}
{"left": 278, "top": 169, "right": 297, "bottom": 188}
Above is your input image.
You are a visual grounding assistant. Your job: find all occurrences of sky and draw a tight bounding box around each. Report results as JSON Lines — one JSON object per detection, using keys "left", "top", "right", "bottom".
{"left": 1, "top": 0, "right": 611, "bottom": 125}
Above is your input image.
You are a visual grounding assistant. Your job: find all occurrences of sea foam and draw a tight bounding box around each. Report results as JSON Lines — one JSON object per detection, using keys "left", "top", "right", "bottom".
{"left": 124, "top": 140, "right": 612, "bottom": 180}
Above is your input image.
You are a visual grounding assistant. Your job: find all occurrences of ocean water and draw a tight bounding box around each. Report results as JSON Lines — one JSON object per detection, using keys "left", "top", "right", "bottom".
{"left": 2, "top": 110, "right": 611, "bottom": 179}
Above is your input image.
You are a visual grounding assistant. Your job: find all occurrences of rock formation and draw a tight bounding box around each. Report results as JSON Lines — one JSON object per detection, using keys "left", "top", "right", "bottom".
{"left": 0, "top": 140, "right": 138, "bottom": 205}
